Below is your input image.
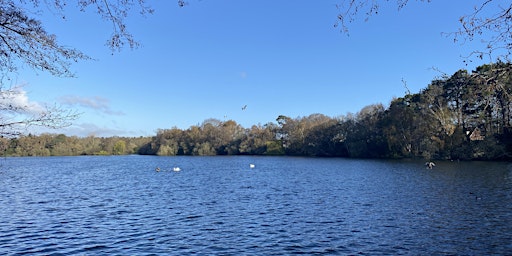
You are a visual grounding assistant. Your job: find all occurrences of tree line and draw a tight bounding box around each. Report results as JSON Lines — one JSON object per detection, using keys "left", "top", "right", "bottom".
{"left": 0, "top": 134, "right": 151, "bottom": 157}
{"left": 2, "top": 62, "right": 512, "bottom": 160}
{"left": 141, "top": 62, "right": 512, "bottom": 160}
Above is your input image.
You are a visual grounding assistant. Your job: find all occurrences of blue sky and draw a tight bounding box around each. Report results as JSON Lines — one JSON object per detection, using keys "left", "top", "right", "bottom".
{"left": 15, "top": 0, "right": 497, "bottom": 137}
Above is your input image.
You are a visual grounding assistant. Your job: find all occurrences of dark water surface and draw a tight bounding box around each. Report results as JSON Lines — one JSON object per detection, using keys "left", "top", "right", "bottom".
{"left": 0, "top": 156, "right": 511, "bottom": 255}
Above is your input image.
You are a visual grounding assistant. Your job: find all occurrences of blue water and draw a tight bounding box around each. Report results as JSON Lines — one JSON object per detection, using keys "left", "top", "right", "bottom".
{"left": 0, "top": 156, "right": 511, "bottom": 255}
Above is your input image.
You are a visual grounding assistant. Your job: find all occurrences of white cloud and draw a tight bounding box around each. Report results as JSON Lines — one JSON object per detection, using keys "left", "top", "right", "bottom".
{"left": 0, "top": 86, "right": 45, "bottom": 114}
{"left": 59, "top": 95, "right": 124, "bottom": 115}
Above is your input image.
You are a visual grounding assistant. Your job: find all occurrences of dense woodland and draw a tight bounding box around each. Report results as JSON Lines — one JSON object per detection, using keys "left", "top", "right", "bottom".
{"left": 3, "top": 63, "right": 512, "bottom": 160}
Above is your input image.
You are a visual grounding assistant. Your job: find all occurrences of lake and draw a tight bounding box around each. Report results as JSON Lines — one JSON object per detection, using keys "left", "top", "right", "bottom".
{"left": 0, "top": 155, "right": 511, "bottom": 255}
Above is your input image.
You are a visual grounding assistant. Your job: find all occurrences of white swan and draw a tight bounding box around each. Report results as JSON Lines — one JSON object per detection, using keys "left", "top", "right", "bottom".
{"left": 249, "top": 164, "right": 255, "bottom": 169}
{"left": 173, "top": 167, "right": 181, "bottom": 172}
{"left": 425, "top": 162, "right": 435, "bottom": 169}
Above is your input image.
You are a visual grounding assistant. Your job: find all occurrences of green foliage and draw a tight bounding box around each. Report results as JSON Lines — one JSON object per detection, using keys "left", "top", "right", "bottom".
{"left": 113, "top": 140, "right": 127, "bottom": 155}
{"left": 194, "top": 142, "right": 216, "bottom": 156}
{"left": 1, "top": 134, "right": 151, "bottom": 157}
{"left": 265, "top": 141, "right": 285, "bottom": 155}
{"left": 95, "top": 150, "right": 110, "bottom": 156}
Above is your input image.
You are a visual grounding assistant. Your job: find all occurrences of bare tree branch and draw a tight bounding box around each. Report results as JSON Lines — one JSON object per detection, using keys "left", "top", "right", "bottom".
{"left": 0, "top": 85, "right": 81, "bottom": 137}
{"left": 335, "top": 0, "right": 511, "bottom": 61}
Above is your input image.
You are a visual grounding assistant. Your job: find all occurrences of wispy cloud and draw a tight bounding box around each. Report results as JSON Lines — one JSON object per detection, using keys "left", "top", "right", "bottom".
{"left": 37, "top": 122, "right": 128, "bottom": 137}
{"left": 59, "top": 95, "right": 124, "bottom": 115}
{"left": 73, "top": 123, "right": 127, "bottom": 137}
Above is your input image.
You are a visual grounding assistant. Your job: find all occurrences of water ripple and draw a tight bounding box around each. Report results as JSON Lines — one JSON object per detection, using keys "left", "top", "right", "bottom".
{"left": 0, "top": 156, "right": 511, "bottom": 255}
